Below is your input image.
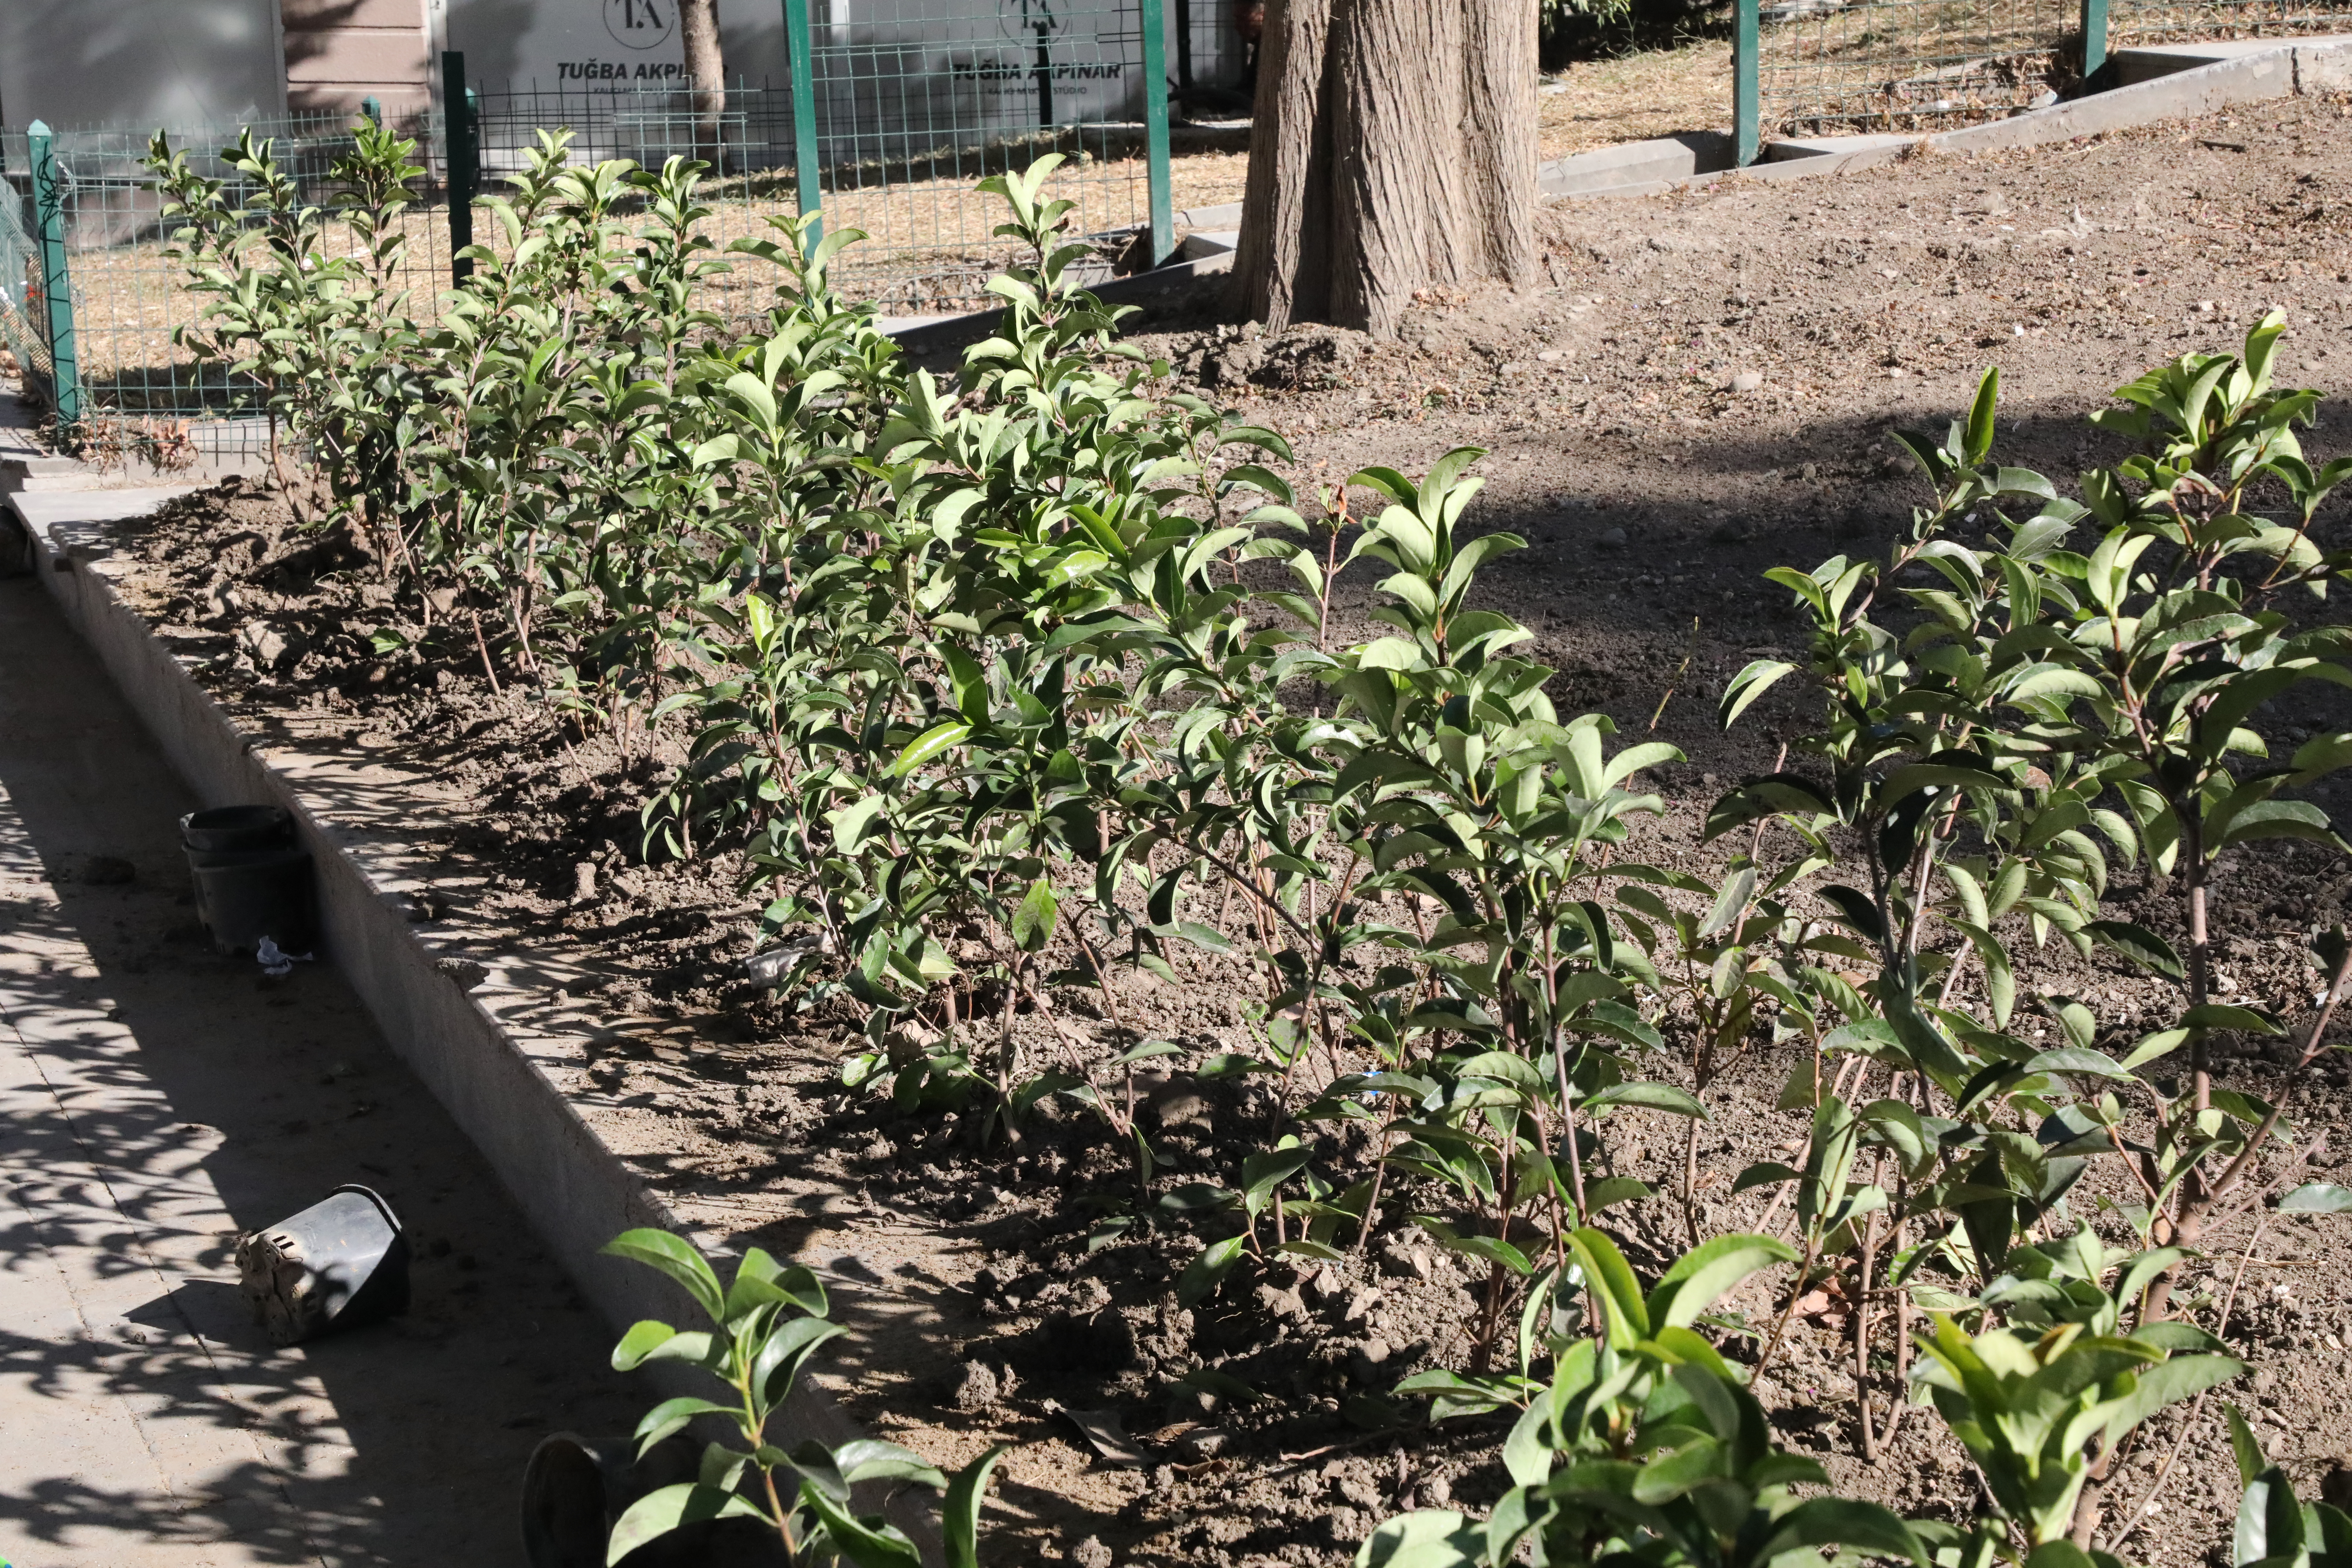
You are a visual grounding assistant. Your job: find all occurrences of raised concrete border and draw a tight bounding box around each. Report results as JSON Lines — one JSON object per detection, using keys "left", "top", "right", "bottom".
{"left": 1536, "top": 34, "right": 2352, "bottom": 201}
{"left": 885, "top": 227, "right": 1242, "bottom": 362}
{"left": 1, "top": 481, "right": 874, "bottom": 1458}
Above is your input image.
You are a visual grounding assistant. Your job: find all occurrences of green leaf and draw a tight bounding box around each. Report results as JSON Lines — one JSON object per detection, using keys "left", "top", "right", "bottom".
{"left": 629, "top": 1396, "right": 736, "bottom": 1457}
{"left": 892, "top": 721, "right": 970, "bottom": 776}
{"left": 1242, "top": 1146, "right": 1314, "bottom": 1217}
{"left": 604, "top": 1483, "right": 766, "bottom": 1566}
{"left": 2086, "top": 920, "right": 2185, "bottom": 982}
{"left": 1583, "top": 1175, "right": 1654, "bottom": 1212}
{"left": 829, "top": 793, "right": 888, "bottom": 854}
{"left": 602, "top": 1230, "right": 726, "bottom": 1324}
{"left": 1354, "top": 1510, "right": 1482, "bottom": 1568}
{"left": 2182, "top": 1004, "right": 2284, "bottom": 1035}
{"left": 1585, "top": 1081, "right": 1706, "bottom": 1117}
{"left": 1761, "top": 1496, "right": 1926, "bottom": 1565}
{"left": 2226, "top": 1403, "right": 2268, "bottom": 1485}
{"left": 1720, "top": 659, "right": 1796, "bottom": 730}
{"left": 1011, "top": 878, "right": 1058, "bottom": 952}
{"left": 1964, "top": 365, "right": 2000, "bottom": 466}
{"left": 800, "top": 1480, "right": 924, "bottom": 1568}
{"left": 2022, "top": 1048, "right": 2134, "bottom": 1081}
{"left": 1429, "top": 1230, "right": 1533, "bottom": 1276}
{"left": 1176, "top": 1235, "right": 1248, "bottom": 1309}
{"left": 943, "top": 1444, "right": 1009, "bottom": 1568}
{"left": 2278, "top": 1183, "right": 2352, "bottom": 1214}
{"left": 1567, "top": 1226, "right": 1650, "bottom": 1347}
{"left": 1646, "top": 1233, "right": 1797, "bottom": 1329}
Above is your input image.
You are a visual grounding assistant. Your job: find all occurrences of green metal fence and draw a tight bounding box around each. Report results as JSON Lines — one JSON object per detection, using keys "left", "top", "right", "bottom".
{"left": 0, "top": 166, "right": 55, "bottom": 409}
{"left": 1733, "top": 0, "right": 2352, "bottom": 149}
{"left": 0, "top": 108, "right": 451, "bottom": 434}
{"left": 1739, "top": 0, "right": 2089, "bottom": 144}
{"left": 0, "top": 0, "right": 1187, "bottom": 444}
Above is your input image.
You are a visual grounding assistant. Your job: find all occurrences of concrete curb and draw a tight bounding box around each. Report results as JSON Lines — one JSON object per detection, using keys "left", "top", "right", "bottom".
{"left": 5, "top": 488, "right": 873, "bottom": 1450}
{"left": 1536, "top": 35, "right": 2352, "bottom": 202}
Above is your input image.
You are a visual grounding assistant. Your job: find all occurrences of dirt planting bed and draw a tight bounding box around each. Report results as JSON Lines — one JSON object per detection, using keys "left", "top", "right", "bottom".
{"left": 76, "top": 91, "right": 2352, "bottom": 1566}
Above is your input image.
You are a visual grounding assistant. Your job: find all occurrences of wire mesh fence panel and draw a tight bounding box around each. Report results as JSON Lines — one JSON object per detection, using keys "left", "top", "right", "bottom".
{"left": 0, "top": 111, "right": 449, "bottom": 434}
{"left": 1754, "top": 0, "right": 2081, "bottom": 137}
{"left": 806, "top": 0, "right": 1163, "bottom": 314}
{"left": 1, "top": 2, "right": 1183, "bottom": 444}
{"left": 0, "top": 181, "right": 53, "bottom": 402}
{"left": 477, "top": 3, "right": 1170, "bottom": 322}
{"left": 2110, "top": 0, "right": 2352, "bottom": 44}
{"left": 470, "top": 79, "right": 806, "bottom": 332}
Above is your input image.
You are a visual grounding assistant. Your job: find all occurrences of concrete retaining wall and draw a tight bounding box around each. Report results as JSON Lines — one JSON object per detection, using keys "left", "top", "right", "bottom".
{"left": 7, "top": 486, "right": 865, "bottom": 1449}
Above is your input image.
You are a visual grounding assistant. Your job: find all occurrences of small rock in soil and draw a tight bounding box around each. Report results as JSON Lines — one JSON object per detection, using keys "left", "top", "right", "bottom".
{"left": 947, "top": 1358, "right": 1001, "bottom": 1412}
{"left": 1377, "top": 1238, "right": 1431, "bottom": 1280}
{"left": 238, "top": 620, "right": 293, "bottom": 668}
{"left": 436, "top": 957, "right": 488, "bottom": 990}
{"left": 1730, "top": 370, "right": 1765, "bottom": 393}
{"left": 1254, "top": 1283, "right": 1309, "bottom": 1323}
{"left": 81, "top": 855, "right": 135, "bottom": 885}
{"left": 1597, "top": 526, "right": 1628, "bottom": 548}
{"left": 1180, "top": 1428, "right": 1231, "bottom": 1460}
{"left": 1069, "top": 1535, "right": 1114, "bottom": 1568}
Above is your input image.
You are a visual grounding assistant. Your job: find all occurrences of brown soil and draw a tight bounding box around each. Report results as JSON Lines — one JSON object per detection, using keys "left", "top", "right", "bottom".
{"left": 84, "top": 90, "right": 2352, "bottom": 1567}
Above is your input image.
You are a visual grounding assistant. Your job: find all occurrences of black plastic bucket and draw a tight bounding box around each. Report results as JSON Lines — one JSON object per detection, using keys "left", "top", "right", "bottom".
{"left": 181, "top": 807, "right": 313, "bottom": 954}
{"left": 180, "top": 804, "right": 295, "bottom": 852}
{"left": 187, "top": 845, "right": 316, "bottom": 954}
{"left": 520, "top": 1434, "right": 790, "bottom": 1567}
{"left": 236, "top": 1184, "right": 410, "bottom": 1345}
{"left": 521, "top": 1435, "right": 615, "bottom": 1568}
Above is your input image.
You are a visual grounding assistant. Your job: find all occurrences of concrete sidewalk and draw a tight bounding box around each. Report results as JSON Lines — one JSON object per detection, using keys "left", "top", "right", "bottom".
{"left": 0, "top": 574, "right": 644, "bottom": 1565}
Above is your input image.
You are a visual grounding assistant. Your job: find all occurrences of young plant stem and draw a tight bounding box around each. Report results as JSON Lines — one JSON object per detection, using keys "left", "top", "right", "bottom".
{"left": 2102, "top": 1208, "right": 2276, "bottom": 1556}
{"left": 1752, "top": 1237, "right": 1821, "bottom": 1381}
{"left": 1855, "top": 1153, "right": 1889, "bottom": 1463}
{"left": 2147, "top": 938, "right": 2350, "bottom": 1320}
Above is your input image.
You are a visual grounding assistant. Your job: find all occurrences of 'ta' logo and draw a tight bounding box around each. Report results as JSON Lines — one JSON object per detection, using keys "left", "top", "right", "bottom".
{"left": 604, "top": 0, "right": 676, "bottom": 50}
{"left": 999, "top": 0, "right": 1069, "bottom": 39}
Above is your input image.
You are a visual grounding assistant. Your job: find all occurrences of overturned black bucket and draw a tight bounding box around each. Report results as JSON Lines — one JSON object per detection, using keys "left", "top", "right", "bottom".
{"left": 522, "top": 1434, "right": 790, "bottom": 1567}
{"left": 181, "top": 806, "right": 315, "bottom": 955}
{"left": 237, "top": 1184, "right": 409, "bottom": 1345}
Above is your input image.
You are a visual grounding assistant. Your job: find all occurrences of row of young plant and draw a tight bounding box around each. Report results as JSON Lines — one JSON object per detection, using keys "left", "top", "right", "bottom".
{"left": 146, "top": 122, "right": 2352, "bottom": 1568}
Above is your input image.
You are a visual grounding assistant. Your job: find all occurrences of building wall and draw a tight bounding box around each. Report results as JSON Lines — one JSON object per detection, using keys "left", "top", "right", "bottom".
{"left": 0, "top": 0, "right": 286, "bottom": 131}
{"left": 283, "top": 0, "right": 436, "bottom": 119}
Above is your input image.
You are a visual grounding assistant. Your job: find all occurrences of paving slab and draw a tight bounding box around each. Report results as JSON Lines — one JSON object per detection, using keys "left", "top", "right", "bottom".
{"left": 0, "top": 573, "right": 644, "bottom": 1565}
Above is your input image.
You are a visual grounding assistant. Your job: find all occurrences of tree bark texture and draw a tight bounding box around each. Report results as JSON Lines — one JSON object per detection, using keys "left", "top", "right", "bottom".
{"left": 679, "top": 0, "right": 728, "bottom": 161}
{"left": 1227, "top": 0, "right": 1537, "bottom": 337}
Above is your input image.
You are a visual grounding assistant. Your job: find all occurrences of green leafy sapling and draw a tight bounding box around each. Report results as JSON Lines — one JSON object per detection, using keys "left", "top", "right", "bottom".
{"left": 600, "top": 1228, "right": 1004, "bottom": 1568}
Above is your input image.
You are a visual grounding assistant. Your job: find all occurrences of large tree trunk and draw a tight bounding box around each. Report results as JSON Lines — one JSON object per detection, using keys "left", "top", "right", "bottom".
{"left": 1226, "top": 0, "right": 1537, "bottom": 338}
{"left": 679, "top": 0, "right": 727, "bottom": 165}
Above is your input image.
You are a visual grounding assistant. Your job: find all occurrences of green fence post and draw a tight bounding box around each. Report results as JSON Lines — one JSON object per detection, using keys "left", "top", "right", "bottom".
{"left": 442, "top": 51, "right": 476, "bottom": 284}
{"left": 26, "top": 120, "right": 80, "bottom": 427}
{"left": 784, "top": 0, "right": 822, "bottom": 248}
{"left": 1734, "top": 0, "right": 1760, "bottom": 167}
{"left": 2081, "top": 0, "right": 2109, "bottom": 84}
{"left": 1143, "top": 0, "right": 1174, "bottom": 266}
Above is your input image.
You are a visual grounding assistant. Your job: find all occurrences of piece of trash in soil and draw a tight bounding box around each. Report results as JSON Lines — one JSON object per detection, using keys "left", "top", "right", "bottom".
{"left": 256, "top": 936, "right": 315, "bottom": 978}
{"left": 1046, "top": 1401, "right": 1149, "bottom": 1469}
{"left": 743, "top": 930, "right": 833, "bottom": 988}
